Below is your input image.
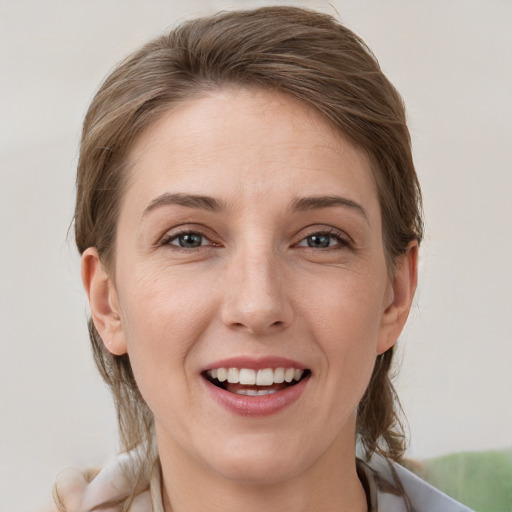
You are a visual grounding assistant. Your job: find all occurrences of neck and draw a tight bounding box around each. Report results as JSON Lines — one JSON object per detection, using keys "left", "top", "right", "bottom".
{"left": 156, "top": 427, "right": 367, "bottom": 512}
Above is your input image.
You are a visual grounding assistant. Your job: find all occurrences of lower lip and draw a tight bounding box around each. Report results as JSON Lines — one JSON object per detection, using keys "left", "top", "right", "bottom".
{"left": 203, "top": 375, "right": 309, "bottom": 417}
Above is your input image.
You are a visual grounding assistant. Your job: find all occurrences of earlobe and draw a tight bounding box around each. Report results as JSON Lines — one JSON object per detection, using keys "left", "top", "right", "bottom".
{"left": 377, "top": 241, "right": 419, "bottom": 354}
{"left": 81, "top": 248, "right": 127, "bottom": 356}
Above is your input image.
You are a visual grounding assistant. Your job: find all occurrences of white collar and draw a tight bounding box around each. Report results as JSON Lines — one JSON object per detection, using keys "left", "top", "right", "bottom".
{"left": 362, "top": 455, "right": 474, "bottom": 512}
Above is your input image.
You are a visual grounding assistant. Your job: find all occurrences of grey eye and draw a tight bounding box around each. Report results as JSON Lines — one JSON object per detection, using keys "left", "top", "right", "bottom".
{"left": 306, "top": 234, "right": 333, "bottom": 248}
{"left": 173, "top": 233, "right": 204, "bottom": 248}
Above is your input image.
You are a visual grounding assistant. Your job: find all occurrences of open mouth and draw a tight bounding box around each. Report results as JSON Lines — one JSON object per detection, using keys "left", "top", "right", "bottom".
{"left": 203, "top": 367, "right": 311, "bottom": 396}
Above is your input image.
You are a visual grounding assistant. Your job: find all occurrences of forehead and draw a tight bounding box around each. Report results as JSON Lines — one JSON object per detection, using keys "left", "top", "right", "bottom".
{"left": 122, "top": 88, "right": 379, "bottom": 217}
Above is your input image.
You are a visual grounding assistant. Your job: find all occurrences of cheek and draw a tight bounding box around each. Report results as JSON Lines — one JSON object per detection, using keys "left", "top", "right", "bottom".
{"left": 303, "top": 270, "right": 386, "bottom": 398}
{"left": 305, "top": 268, "right": 386, "bottom": 345}
{"left": 116, "top": 266, "right": 218, "bottom": 375}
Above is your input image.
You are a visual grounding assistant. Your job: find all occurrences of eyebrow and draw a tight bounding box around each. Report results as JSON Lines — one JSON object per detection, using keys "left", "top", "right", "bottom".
{"left": 142, "top": 192, "right": 225, "bottom": 218}
{"left": 142, "top": 192, "right": 368, "bottom": 223}
{"left": 290, "top": 195, "right": 369, "bottom": 223}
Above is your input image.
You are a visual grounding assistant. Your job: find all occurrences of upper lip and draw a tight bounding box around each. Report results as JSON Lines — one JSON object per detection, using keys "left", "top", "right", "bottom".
{"left": 200, "top": 356, "right": 309, "bottom": 372}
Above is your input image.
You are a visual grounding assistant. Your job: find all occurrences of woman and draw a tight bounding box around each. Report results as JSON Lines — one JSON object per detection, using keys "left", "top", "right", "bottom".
{"left": 54, "top": 6, "right": 471, "bottom": 512}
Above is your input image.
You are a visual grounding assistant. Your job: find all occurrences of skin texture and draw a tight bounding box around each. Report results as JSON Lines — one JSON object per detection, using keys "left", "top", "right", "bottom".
{"left": 82, "top": 88, "right": 418, "bottom": 512}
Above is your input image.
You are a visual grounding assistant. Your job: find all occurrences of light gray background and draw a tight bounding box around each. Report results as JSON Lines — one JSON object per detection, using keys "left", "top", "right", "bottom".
{"left": 1, "top": 1, "right": 511, "bottom": 510}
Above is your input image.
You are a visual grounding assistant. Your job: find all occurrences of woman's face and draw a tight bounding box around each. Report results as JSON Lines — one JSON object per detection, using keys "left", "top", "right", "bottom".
{"left": 85, "top": 88, "right": 415, "bottom": 485}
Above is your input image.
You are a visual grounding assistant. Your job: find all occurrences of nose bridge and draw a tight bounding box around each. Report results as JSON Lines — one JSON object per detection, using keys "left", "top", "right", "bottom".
{"left": 221, "top": 238, "right": 292, "bottom": 334}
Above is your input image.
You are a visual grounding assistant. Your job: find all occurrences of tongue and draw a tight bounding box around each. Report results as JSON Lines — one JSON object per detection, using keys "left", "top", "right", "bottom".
{"left": 225, "top": 382, "right": 288, "bottom": 394}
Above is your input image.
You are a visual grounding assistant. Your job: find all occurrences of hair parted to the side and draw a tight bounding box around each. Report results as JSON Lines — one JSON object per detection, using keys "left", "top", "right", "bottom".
{"left": 74, "top": 4, "right": 422, "bottom": 501}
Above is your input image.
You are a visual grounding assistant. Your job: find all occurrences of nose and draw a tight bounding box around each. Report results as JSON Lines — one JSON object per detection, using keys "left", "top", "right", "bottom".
{"left": 220, "top": 245, "right": 294, "bottom": 335}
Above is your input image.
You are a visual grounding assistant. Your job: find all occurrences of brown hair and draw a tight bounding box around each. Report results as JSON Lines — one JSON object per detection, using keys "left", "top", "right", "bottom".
{"left": 74, "top": 4, "right": 422, "bottom": 501}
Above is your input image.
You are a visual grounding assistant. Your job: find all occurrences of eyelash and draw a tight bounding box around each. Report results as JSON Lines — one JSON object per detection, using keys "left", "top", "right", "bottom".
{"left": 159, "top": 229, "right": 218, "bottom": 250}
{"left": 296, "top": 228, "right": 351, "bottom": 250}
{"left": 159, "top": 227, "right": 351, "bottom": 251}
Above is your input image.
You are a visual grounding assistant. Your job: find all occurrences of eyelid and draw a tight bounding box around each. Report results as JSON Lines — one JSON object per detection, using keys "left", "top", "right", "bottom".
{"left": 166, "top": 231, "right": 208, "bottom": 248}
{"left": 295, "top": 226, "right": 353, "bottom": 248}
{"left": 157, "top": 224, "right": 220, "bottom": 248}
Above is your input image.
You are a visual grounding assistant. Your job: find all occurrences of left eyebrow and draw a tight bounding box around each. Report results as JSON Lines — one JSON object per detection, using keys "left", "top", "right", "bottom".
{"left": 142, "top": 192, "right": 225, "bottom": 219}
{"left": 289, "top": 195, "right": 369, "bottom": 224}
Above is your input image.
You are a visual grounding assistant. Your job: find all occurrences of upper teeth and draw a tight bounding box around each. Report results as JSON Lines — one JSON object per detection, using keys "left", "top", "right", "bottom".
{"left": 206, "top": 367, "right": 304, "bottom": 385}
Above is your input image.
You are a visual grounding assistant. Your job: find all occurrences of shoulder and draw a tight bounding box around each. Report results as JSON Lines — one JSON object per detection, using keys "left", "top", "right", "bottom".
{"left": 365, "top": 456, "right": 474, "bottom": 512}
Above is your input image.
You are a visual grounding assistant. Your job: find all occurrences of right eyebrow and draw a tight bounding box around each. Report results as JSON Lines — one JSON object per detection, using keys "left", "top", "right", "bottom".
{"left": 141, "top": 192, "right": 225, "bottom": 219}
{"left": 289, "top": 195, "right": 369, "bottom": 224}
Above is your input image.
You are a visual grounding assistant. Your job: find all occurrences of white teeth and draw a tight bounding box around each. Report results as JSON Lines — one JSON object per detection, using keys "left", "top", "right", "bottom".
{"left": 227, "top": 368, "right": 239, "bottom": 383}
{"left": 239, "top": 368, "right": 256, "bottom": 385}
{"left": 207, "top": 367, "right": 305, "bottom": 386}
{"left": 256, "top": 368, "right": 274, "bottom": 386}
{"left": 235, "top": 388, "right": 278, "bottom": 396}
{"left": 273, "top": 367, "right": 285, "bottom": 383}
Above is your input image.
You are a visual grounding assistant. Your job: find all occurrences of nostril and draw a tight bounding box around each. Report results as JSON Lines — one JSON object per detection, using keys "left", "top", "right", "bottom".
{"left": 229, "top": 320, "right": 286, "bottom": 332}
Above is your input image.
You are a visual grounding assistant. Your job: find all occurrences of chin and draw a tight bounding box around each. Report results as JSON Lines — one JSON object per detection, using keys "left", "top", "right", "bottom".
{"left": 202, "top": 435, "right": 313, "bottom": 485}
{"left": 214, "top": 458, "right": 301, "bottom": 486}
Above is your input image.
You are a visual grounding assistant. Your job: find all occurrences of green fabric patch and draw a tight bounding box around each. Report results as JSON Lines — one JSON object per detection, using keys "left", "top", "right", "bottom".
{"left": 411, "top": 448, "right": 512, "bottom": 512}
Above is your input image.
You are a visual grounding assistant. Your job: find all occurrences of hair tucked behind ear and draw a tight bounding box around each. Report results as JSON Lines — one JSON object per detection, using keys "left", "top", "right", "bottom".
{"left": 88, "top": 320, "right": 153, "bottom": 455}
{"left": 88, "top": 319, "right": 156, "bottom": 507}
{"left": 74, "top": 6, "right": 423, "bottom": 502}
{"left": 357, "top": 348, "right": 407, "bottom": 461}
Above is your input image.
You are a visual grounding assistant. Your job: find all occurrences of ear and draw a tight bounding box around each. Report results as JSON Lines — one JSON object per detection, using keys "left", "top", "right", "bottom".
{"left": 377, "top": 241, "right": 419, "bottom": 355}
{"left": 81, "top": 247, "right": 127, "bottom": 356}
